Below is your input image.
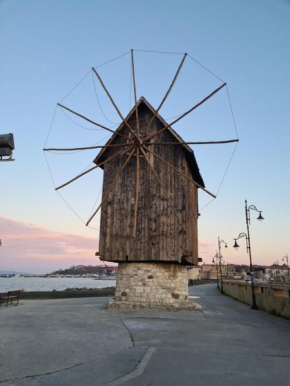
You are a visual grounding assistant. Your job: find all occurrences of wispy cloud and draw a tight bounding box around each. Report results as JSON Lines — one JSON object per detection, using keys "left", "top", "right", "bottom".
{"left": 0, "top": 217, "right": 99, "bottom": 273}
{"left": 0, "top": 217, "right": 223, "bottom": 272}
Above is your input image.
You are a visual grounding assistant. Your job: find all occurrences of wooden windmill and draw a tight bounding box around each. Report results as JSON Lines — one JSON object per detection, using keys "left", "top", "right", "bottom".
{"left": 44, "top": 50, "right": 238, "bottom": 309}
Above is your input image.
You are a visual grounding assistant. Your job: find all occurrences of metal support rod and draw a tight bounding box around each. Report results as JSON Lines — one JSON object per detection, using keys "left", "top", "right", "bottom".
{"left": 217, "top": 237, "right": 227, "bottom": 294}
{"left": 245, "top": 199, "right": 258, "bottom": 310}
{"left": 218, "top": 238, "right": 223, "bottom": 293}
{"left": 214, "top": 252, "right": 219, "bottom": 289}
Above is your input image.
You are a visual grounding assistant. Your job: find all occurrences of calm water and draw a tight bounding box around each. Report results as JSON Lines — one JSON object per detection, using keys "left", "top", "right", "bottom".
{"left": 0, "top": 277, "right": 116, "bottom": 292}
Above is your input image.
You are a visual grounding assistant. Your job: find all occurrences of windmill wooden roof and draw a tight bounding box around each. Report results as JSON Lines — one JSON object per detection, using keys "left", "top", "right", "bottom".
{"left": 94, "top": 97, "right": 205, "bottom": 188}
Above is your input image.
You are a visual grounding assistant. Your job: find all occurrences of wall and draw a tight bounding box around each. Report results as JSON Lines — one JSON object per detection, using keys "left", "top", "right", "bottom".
{"left": 108, "top": 262, "right": 201, "bottom": 310}
{"left": 187, "top": 267, "right": 200, "bottom": 280}
{"left": 223, "top": 280, "right": 290, "bottom": 318}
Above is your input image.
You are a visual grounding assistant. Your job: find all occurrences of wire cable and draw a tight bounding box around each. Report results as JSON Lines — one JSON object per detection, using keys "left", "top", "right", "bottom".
{"left": 226, "top": 85, "right": 239, "bottom": 139}
{"left": 60, "top": 106, "right": 105, "bottom": 131}
{"left": 94, "top": 51, "right": 130, "bottom": 69}
{"left": 59, "top": 51, "right": 130, "bottom": 104}
{"left": 44, "top": 105, "right": 58, "bottom": 147}
{"left": 92, "top": 71, "right": 119, "bottom": 124}
{"left": 43, "top": 151, "right": 100, "bottom": 231}
{"left": 199, "top": 141, "right": 239, "bottom": 212}
{"left": 59, "top": 70, "right": 92, "bottom": 104}
{"left": 188, "top": 54, "right": 225, "bottom": 84}
{"left": 133, "top": 49, "right": 185, "bottom": 55}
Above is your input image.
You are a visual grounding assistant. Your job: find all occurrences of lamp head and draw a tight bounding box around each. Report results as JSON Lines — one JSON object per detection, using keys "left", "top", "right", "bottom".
{"left": 233, "top": 239, "right": 240, "bottom": 250}
{"left": 257, "top": 212, "right": 264, "bottom": 222}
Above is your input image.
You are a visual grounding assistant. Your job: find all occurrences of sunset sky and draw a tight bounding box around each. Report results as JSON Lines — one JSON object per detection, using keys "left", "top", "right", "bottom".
{"left": 0, "top": 0, "right": 289, "bottom": 273}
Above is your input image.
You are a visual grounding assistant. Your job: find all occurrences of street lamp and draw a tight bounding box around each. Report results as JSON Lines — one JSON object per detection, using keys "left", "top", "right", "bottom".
{"left": 212, "top": 252, "right": 219, "bottom": 289}
{"left": 233, "top": 200, "right": 264, "bottom": 310}
{"left": 217, "top": 237, "right": 228, "bottom": 293}
{"left": 282, "top": 254, "right": 289, "bottom": 277}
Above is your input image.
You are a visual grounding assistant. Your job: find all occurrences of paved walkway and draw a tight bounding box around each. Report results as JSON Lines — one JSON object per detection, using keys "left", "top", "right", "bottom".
{"left": 1, "top": 284, "right": 289, "bottom": 385}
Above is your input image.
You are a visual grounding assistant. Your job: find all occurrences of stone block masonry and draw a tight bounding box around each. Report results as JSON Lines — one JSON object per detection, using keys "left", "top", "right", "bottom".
{"left": 223, "top": 280, "right": 290, "bottom": 318}
{"left": 107, "top": 262, "right": 201, "bottom": 311}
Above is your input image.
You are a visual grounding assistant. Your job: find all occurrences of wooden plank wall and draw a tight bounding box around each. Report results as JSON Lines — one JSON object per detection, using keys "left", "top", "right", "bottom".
{"left": 99, "top": 103, "right": 199, "bottom": 265}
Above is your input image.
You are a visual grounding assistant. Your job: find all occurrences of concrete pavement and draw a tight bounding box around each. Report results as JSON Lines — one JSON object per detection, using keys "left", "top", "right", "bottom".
{"left": 0, "top": 284, "right": 289, "bottom": 385}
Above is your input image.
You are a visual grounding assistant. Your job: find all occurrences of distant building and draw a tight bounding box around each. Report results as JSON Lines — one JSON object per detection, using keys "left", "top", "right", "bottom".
{"left": 199, "top": 264, "right": 228, "bottom": 280}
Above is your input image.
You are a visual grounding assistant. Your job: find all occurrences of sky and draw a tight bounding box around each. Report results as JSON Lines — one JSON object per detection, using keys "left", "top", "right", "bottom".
{"left": 0, "top": 0, "right": 290, "bottom": 273}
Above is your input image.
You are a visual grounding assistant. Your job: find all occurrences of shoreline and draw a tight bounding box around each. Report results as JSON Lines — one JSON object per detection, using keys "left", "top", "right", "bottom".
{"left": 19, "top": 287, "right": 116, "bottom": 300}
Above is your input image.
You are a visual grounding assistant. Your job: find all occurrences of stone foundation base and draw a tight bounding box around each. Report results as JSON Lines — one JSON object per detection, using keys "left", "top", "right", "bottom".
{"left": 107, "top": 262, "right": 202, "bottom": 311}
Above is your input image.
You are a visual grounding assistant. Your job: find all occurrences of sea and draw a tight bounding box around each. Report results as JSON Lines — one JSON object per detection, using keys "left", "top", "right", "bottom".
{"left": 0, "top": 277, "right": 116, "bottom": 292}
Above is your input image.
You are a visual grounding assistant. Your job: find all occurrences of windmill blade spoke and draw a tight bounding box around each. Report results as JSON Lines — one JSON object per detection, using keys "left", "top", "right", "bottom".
{"left": 58, "top": 103, "right": 130, "bottom": 140}
{"left": 143, "top": 139, "right": 239, "bottom": 146}
{"left": 157, "top": 53, "right": 187, "bottom": 112}
{"left": 142, "top": 82, "right": 227, "bottom": 143}
{"left": 92, "top": 68, "right": 140, "bottom": 143}
{"left": 44, "top": 143, "right": 135, "bottom": 152}
{"left": 145, "top": 146, "right": 216, "bottom": 199}
{"left": 55, "top": 144, "right": 135, "bottom": 191}
{"left": 143, "top": 53, "right": 187, "bottom": 136}
{"left": 86, "top": 148, "right": 135, "bottom": 226}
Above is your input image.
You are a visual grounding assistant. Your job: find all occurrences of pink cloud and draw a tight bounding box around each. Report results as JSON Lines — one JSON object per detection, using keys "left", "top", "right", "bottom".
{"left": 0, "top": 217, "right": 228, "bottom": 272}
{"left": 0, "top": 217, "right": 99, "bottom": 273}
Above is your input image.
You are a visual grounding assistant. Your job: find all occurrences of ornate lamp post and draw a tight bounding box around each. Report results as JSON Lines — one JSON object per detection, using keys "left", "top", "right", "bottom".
{"left": 217, "top": 238, "right": 227, "bottom": 293}
{"left": 212, "top": 252, "right": 219, "bottom": 289}
{"left": 233, "top": 200, "right": 264, "bottom": 310}
{"left": 282, "top": 254, "right": 289, "bottom": 277}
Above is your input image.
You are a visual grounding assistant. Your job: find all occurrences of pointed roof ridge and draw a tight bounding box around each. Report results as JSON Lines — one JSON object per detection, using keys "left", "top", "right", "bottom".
{"left": 93, "top": 97, "right": 205, "bottom": 188}
{"left": 111, "top": 96, "right": 194, "bottom": 154}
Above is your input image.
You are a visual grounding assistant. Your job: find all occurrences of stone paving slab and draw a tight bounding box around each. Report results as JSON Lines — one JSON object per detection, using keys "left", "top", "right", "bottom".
{"left": 1, "top": 285, "right": 290, "bottom": 386}
{"left": 8, "top": 347, "right": 147, "bottom": 386}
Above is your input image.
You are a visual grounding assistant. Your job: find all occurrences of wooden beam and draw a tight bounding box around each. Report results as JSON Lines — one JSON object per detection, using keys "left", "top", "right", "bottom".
{"left": 131, "top": 49, "right": 141, "bottom": 238}
{"left": 157, "top": 53, "right": 187, "bottom": 112}
{"left": 44, "top": 143, "right": 135, "bottom": 152}
{"left": 92, "top": 68, "right": 140, "bottom": 143}
{"left": 142, "top": 83, "right": 227, "bottom": 144}
{"left": 55, "top": 144, "right": 135, "bottom": 191}
{"left": 133, "top": 147, "right": 140, "bottom": 238}
{"left": 57, "top": 103, "right": 130, "bottom": 140}
{"left": 86, "top": 148, "right": 135, "bottom": 226}
{"left": 145, "top": 146, "right": 216, "bottom": 198}
{"left": 142, "top": 53, "right": 187, "bottom": 136}
{"left": 140, "top": 146, "right": 182, "bottom": 227}
{"left": 143, "top": 139, "right": 239, "bottom": 146}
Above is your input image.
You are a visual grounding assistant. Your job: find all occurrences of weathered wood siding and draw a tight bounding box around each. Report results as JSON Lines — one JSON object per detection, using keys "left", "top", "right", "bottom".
{"left": 98, "top": 103, "right": 199, "bottom": 265}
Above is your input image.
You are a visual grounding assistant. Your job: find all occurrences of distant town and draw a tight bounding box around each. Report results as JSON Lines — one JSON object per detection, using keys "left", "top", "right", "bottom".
{"left": 1, "top": 262, "right": 289, "bottom": 284}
